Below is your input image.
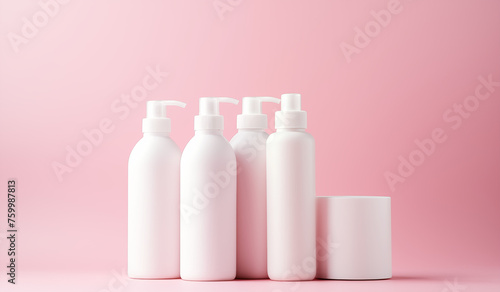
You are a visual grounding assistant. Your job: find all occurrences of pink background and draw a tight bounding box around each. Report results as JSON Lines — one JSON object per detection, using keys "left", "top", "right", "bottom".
{"left": 1, "top": 0, "right": 499, "bottom": 291}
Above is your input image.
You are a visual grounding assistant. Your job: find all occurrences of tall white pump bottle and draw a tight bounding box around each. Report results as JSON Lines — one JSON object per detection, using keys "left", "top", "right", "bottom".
{"left": 180, "top": 97, "right": 239, "bottom": 281}
{"left": 128, "top": 100, "right": 186, "bottom": 279}
{"left": 267, "top": 93, "right": 316, "bottom": 281}
{"left": 230, "top": 96, "right": 280, "bottom": 279}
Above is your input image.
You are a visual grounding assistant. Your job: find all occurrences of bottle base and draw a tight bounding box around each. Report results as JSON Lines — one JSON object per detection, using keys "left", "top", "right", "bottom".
{"left": 128, "top": 274, "right": 180, "bottom": 280}
{"left": 180, "top": 276, "right": 236, "bottom": 282}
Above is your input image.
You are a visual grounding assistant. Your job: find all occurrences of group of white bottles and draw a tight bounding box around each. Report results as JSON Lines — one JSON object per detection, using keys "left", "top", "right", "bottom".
{"left": 128, "top": 94, "right": 316, "bottom": 281}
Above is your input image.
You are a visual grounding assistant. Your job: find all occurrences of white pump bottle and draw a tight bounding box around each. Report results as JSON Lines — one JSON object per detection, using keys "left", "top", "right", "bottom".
{"left": 180, "top": 97, "right": 239, "bottom": 281}
{"left": 128, "top": 100, "right": 186, "bottom": 279}
{"left": 229, "top": 96, "right": 280, "bottom": 279}
{"left": 266, "top": 93, "right": 316, "bottom": 281}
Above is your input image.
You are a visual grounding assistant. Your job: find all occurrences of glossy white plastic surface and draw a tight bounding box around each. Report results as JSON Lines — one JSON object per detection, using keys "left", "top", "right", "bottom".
{"left": 180, "top": 97, "right": 238, "bottom": 281}
{"left": 267, "top": 94, "right": 316, "bottom": 281}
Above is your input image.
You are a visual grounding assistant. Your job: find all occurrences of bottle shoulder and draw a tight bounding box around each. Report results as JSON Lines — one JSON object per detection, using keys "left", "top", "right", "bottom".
{"left": 129, "top": 136, "right": 181, "bottom": 160}
{"left": 183, "top": 134, "right": 234, "bottom": 158}
{"left": 230, "top": 131, "right": 269, "bottom": 146}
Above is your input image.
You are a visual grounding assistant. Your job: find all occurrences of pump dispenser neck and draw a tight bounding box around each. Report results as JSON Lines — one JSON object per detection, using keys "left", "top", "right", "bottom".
{"left": 237, "top": 96, "right": 280, "bottom": 130}
{"left": 142, "top": 100, "right": 186, "bottom": 133}
{"left": 275, "top": 93, "right": 307, "bottom": 129}
{"left": 194, "top": 97, "right": 239, "bottom": 131}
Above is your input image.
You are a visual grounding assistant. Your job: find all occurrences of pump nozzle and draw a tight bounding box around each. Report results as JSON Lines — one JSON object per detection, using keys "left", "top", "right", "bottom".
{"left": 275, "top": 93, "right": 307, "bottom": 129}
{"left": 195, "top": 97, "right": 239, "bottom": 130}
{"left": 143, "top": 100, "right": 186, "bottom": 133}
{"left": 237, "top": 96, "right": 281, "bottom": 129}
{"left": 281, "top": 93, "right": 301, "bottom": 111}
{"left": 147, "top": 100, "right": 186, "bottom": 118}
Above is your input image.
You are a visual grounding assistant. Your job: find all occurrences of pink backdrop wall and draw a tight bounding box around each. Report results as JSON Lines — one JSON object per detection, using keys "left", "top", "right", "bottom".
{"left": 1, "top": 0, "right": 499, "bottom": 290}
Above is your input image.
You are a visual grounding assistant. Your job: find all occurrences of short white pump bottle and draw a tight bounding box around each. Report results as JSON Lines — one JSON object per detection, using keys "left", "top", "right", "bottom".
{"left": 180, "top": 97, "right": 239, "bottom": 281}
{"left": 267, "top": 93, "right": 316, "bottom": 281}
{"left": 229, "top": 96, "right": 280, "bottom": 279}
{"left": 128, "top": 100, "right": 186, "bottom": 279}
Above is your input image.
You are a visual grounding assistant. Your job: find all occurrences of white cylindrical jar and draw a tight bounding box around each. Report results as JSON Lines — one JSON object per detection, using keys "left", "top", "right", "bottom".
{"left": 316, "top": 196, "right": 392, "bottom": 280}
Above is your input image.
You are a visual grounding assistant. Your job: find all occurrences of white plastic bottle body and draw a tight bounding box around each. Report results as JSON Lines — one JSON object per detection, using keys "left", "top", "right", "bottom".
{"left": 128, "top": 133, "right": 181, "bottom": 279}
{"left": 230, "top": 130, "right": 269, "bottom": 279}
{"left": 180, "top": 130, "right": 237, "bottom": 281}
{"left": 266, "top": 129, "right": 316, "bottom": 281}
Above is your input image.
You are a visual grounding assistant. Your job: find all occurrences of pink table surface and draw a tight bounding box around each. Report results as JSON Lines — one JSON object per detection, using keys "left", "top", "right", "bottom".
{"left": 5, "top": 266, "right": 500, "bottom": 292}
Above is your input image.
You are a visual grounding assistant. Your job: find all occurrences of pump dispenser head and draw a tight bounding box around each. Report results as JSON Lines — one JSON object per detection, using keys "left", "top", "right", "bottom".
{"left": 237, "top": 96, "right": 281, "bottom": 129}
{"left": 275, "top": 93, "right": 307, "bottom": 129}
{"left": 142, "top": 100, "right": 186, "bottom": 133}
{"left": 194, "top": 97, "right": 239, "bottom": 131}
